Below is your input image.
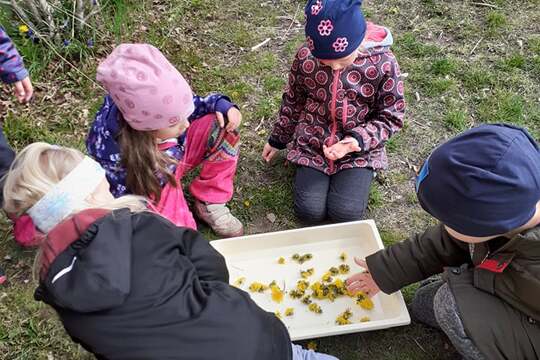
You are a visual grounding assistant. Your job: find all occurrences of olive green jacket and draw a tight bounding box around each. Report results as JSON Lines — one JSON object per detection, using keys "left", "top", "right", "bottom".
{"left": 367, "top": 224, "right": 540, "bottom": 359}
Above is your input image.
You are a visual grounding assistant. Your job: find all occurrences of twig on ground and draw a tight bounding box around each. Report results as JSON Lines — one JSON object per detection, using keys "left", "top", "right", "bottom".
{"left": 283, "top": 2, "right": 301, "bottom": 39}
{"left": 38, "top": 0, "right": 57, "bottom": 37}
{"left": 412, "top": 337, "right": 427, "bottom": 354}
{"left": 76, "top": 0, "right": 85, "bottom": 31}
{"left": 251, "top": 38, "right": 271, "bottom": 51}
{"left": 411, "top": 118, "right": 428, "bottom": 129}
{"left": 471, "top": 1, "right": 501, "bottom": 9}
{"left": 254, "top": 117, "right": 265, "bottom": 132}
{"left": 470, "top": 38, "right": 483, "bottom": 56}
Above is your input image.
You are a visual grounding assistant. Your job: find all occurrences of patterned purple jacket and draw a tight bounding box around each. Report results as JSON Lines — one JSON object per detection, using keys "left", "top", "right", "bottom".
{"left": 0, "top": 27, "right": 29, "bottom": 83}
{"left": 269, "top": 26, "right": 405, "bottom": 174}
{"left": 86, "top": 94, "right": 234, "bottom": 197}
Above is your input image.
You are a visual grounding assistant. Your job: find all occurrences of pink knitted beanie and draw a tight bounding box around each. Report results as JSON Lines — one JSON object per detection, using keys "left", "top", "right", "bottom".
{"left": 97, "top": 44, "right": 194, "bottom": 131}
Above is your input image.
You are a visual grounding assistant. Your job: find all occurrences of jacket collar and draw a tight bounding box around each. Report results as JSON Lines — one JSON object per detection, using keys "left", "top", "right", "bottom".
{"left": 40, "top": 209, "right": 110, "bottom": 280}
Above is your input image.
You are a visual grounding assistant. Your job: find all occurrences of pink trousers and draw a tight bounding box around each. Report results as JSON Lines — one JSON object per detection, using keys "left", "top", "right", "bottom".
{"left": 152, "top": 114, "right": 240, "bottom": 229}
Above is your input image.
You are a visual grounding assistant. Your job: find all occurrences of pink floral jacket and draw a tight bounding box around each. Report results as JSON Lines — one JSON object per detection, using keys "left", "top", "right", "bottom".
{"left": 269, "top": 26, "right": 405, "bottom": 174}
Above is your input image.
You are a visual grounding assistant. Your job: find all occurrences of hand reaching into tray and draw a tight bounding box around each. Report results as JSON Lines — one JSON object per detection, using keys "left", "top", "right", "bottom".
{"left": 346, "top": 257, "right": 381, "bottom": 298}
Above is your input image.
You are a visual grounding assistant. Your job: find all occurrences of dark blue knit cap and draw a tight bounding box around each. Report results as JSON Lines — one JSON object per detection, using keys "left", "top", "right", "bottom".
{"left": 305, "top": 0, "right": 366, "bottom": 60}
{"left": 416, "top": 124, "right": 540, "bottom": 237}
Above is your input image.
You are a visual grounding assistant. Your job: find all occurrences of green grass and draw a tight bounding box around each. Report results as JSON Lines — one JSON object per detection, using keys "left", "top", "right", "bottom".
{"left": 1, "top": 0, "right": 540, "bottom": 359}
{"left": 430, "top": 58, "right": 457, "bottom": 76}
{"left": 486, "top": 10, "right": 507, "bottom": 31}
{"left": 459, "top": 67, "right": 493, "bottom": 92}
{"left": 368, "top": 185, "right": 384, "bottom": 210}
{"left": 477, "top": 91, "right": 525, "bottom": 124}
{"left": 444, "top": 106, "right": 469, "bottom": 132}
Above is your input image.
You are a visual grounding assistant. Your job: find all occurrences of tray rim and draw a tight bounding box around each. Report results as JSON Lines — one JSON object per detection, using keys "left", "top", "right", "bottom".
{"left": 211, "top": 220, "right": 412, "bottom": 340}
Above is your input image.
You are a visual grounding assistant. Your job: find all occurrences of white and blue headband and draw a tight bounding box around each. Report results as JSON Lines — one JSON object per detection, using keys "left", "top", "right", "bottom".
{"left": 27, "top": 156, "right": 106, "bottom": 233}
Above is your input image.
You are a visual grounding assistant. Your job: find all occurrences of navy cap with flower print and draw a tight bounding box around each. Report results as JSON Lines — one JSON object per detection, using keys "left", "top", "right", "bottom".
{"left": 305, "top": 0, "right": 367, "bottom": 60}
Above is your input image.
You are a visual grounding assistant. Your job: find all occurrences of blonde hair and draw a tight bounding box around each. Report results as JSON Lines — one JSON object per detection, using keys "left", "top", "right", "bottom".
{"left": 3, "top": 142, "right": 147, "bottom": 220}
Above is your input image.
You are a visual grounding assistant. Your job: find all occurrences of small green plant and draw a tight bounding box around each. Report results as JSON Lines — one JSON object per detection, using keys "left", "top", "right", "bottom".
{"left": 368, "top": 184, "right": 384, "bottom": 210}
{"left": 397, "top": 33, "right": 440, "bottom": 58}
{"left": 498, "top": 54, "right": 526, "bottom": 71}
{"left": 478, "top": 91, "right": 525, "bottom": 124}
{"left": 529, "top": 36, "right": 540, "bottom": 55}
{"left": 486, "top": 11, "right": 507, "bottom": 31}
{"left": 460, "top": 67, "right": 493, "bottom": 91}
{"left": 425, "top": 78, "right": 455, "bottom": 96}
{"left": 444, "top": 109, "right": 469, "bottom": 132}
{"left": 430, "top": 58, "right": 457, "bottom": 76}
{"left": 379, "top": 229, "right": 407, "bottom": 247}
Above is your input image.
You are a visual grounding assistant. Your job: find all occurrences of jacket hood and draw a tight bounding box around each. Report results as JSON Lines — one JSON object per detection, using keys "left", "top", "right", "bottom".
{"left": 35, "top": 209, "right": 133, "bottom": 313}
{"left": 362, "top": 22, "right": 393, "bottom": 50}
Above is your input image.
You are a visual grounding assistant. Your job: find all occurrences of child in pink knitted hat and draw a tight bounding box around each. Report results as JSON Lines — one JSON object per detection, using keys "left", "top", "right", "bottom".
{"left": 87, "top": 44, "right": 243, "bottom": 237}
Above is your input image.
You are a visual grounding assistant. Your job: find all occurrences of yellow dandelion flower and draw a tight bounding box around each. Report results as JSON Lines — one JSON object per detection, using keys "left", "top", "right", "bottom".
{"left": 270, "top": 285, "right": 284, "bottom": 303}
{"left": 308, "top": 302, "right": 323, "bottom": 314}
{"left": 278, "top": 257, "right": 285, "bottom": 264}
{"left": 296, "top": 280, "right": 310, "bottom": 292}
{"left": 356, "top": 294, "right": 374, "bottom": 310}
{"left": 285, "top": 307, "right": 294, "bottom": 316}
{"left": 233, "top": 277, "right": 246, "bottom": 287}
{"left": 248, "top": 282, "right": 269, "bottom": 293}
{"left": 339, "top": 264, "right": 350, "bottom": 274}
{"left": 336, "top": 315, "right": 352, "bottom": 325}
{"left": 18, "top": 25, "right": 29, "bottom": 33}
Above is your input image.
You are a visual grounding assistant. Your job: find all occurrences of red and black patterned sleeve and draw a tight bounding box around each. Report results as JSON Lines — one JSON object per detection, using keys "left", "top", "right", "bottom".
{"left": 346, "top": 53, "right": 405, "bottom": 152}
{"left": 268, "top": 48, "right": 308, "bottom": 150}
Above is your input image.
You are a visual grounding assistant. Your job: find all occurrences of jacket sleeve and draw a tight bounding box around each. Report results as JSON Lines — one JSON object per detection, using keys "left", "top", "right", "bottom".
{"left": 268, "top": 49, "right": 307, "bottom": 150}
{"left": 366, "top": 224, "right": 472, "bottom": 294}
{"left": 189, "top": 93, "right": 236, "bottom": 122}
{"left": 86, "top": 97, "right": 128, "bottom": 197}
{"left": 345, "top": 54, "right": 404, "bottom": 152}
{"left": 0, "top": 27, "right": 29, "bottom": 84}
{"left": 0, "top": 127, "right": 15, "bottom": 205}
{"left": 174, "top": 227, "right": 229, "bottom": 283}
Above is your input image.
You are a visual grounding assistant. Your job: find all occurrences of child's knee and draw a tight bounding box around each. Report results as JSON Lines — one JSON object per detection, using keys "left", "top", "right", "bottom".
{"left": 433, "top": 283, "right": 466, "bottom": 337}
{"left": 411, "top": 279, "right": 445, "bottom": 328}
{"left": 326, "top": 196, "right": 367, "bottom": 222}
{"left": 294, "top": 192, "right": 326, "bottom": 223}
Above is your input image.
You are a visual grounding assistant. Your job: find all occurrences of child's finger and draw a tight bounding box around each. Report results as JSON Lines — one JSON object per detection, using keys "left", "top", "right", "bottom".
{"left": 216, "top": 112, "right": 225, "bottom": 128}
{"left": 345, "top": 273, "right": 364, "bottom": 285}
{"left": 227, "top": 118, "right": 239, "bottom": 132}
{"left": 354, "top": 257, "right": 368, "bottom": 270}
{"left": 13, "top": 81, "right": 25, "bottom": 103}
{"left": 22, "top": 77, "right": 34, "bottom": 102}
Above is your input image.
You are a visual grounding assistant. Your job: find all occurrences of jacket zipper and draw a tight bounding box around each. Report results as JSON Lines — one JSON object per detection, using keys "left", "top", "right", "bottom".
{"left": 328, "top": 69, "right": 341, "bottom": 173}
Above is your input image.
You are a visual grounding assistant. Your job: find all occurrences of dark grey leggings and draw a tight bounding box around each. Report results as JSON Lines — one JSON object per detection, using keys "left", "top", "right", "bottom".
{"left": 412, "top": 279, "right": 485, "bottom": 360}
{"left": 293, "top": 166, "right": 373, "bottom": 224}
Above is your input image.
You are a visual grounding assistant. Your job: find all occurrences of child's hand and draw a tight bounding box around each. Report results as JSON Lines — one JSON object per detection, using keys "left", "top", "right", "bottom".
{"left": 323, "top": 137, "right": 361, "bottom": 161}
{"left": 262, "top": 143, "right": 278, "bottom": 163}
{"left": 216, "top": 107, "right": 242, "bottom": 133}
{"left": 13, "top": 76, "right": 33, "bottom": 103}
{"left": 346, "top": 257, "right": 381, "bottom": 298}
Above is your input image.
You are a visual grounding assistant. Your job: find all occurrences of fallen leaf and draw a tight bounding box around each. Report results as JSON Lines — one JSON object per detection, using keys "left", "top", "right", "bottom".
{"left": 266, "top": 213, "right": 276, "bottom": 223}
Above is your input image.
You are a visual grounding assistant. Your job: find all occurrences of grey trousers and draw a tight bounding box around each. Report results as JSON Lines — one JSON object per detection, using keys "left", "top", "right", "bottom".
{"left": 411, "top": 279, "right": 485, "bottom": 360}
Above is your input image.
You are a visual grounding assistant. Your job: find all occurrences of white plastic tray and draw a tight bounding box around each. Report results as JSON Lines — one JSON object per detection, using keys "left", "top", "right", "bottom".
{"left": 211, "top": 220, "right": 410, "bottom": 340}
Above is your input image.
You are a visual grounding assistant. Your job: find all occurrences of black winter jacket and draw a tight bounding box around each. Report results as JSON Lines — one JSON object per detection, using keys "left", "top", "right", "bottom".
{"left": 35, "top": 209, "right": 292, "bottom": 360}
